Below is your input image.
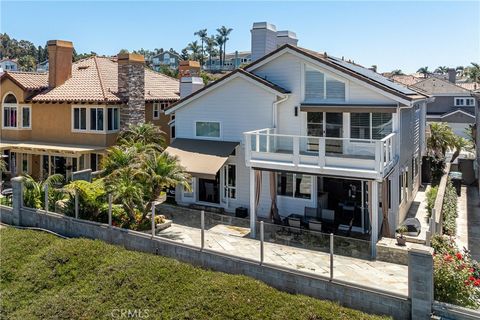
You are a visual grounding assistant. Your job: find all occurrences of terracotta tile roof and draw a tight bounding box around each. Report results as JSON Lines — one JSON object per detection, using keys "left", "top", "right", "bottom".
{"left": 1, "top": 71, "right": 48, "bottom": 90}
{"left": 13, "top": 56, "right": 179, "bottom": 103}
{"left": 390, "top": 75, "right": 423, "bottom": 86}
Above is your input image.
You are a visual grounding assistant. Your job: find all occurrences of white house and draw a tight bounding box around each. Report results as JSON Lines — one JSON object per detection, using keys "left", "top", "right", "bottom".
{"left": 165, "top": 23, "right": 429, "bottom": 256}
{"left": 0, "top": 58, "right": 18, "bottom": 72}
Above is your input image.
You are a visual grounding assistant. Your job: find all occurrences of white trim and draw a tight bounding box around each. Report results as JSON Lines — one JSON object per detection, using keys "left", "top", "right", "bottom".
{"left": 71, "top": 105, "right": 120, "bottom": 134}
{"left": 454, "top": 97, "right": 475, "bottom": 107}
{"left": 194, "top": 120, "right": 222, "bottom": 140}
{"left": 2, "top": 91, "right": 17, "bottom": 104}
{"left": 20, "top": 105, "right": 31, "bottom": 129}
{"left": 153, "top": 102, "right": 160, "bottom": 120}
{"left": 245, "top": 47, "right": 415, "bottom": 106}
{"left": 165, "top": 71, "right": 287, "bottom": 115}
{"left": 303, "top": 63, "right": 349, "bottom": 102}
{"left": 440, "top": 109, "right": 476, "bottom": 119}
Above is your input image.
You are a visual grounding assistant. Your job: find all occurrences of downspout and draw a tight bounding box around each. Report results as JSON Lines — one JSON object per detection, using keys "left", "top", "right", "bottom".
{"left": 272, "top": 94, "right": 289, "bottom": 129}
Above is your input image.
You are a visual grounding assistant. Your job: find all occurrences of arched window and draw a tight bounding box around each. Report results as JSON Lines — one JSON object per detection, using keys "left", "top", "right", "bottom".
{"left": 3, "top": 93, "right": 17, "bottom": 104}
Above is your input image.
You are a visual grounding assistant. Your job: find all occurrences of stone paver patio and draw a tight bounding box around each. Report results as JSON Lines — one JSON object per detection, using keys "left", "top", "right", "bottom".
{"left": 157, "top": 223, "right": 409, "bottom": 296}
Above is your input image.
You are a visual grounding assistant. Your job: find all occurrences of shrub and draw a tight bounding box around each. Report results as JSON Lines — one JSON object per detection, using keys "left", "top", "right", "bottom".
{"left": 425, "top": 186, "right": 438, "bottom": 218}
{"left": 431, "top": 234, "right": 457, "bottom": 256}
{"left": 442, "top": 179, "right": 458, "bottom": 235}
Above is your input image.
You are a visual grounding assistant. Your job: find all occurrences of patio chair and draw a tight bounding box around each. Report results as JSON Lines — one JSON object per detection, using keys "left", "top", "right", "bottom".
{"left": 303, "top": 206, "right": 318, "bottom": 225}
{"left": 321, "top": 209, "right": 336, "bottom": 232}
{"left": 287, "top": 216, "right": 301, "bottom": 229}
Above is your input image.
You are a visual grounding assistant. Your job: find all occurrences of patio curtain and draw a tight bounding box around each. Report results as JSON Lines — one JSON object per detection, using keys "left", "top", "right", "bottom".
{"left": 381, "top": 179, "right": 391, "bottom": 237}
{"left": 269, "top": 171, "right": 280, "bottom": 222}
{"left": 368, "top": 181, "right": 372, "bottom": 233}
{"left": 255, "top": 170, "right": 262, "bottom": 210}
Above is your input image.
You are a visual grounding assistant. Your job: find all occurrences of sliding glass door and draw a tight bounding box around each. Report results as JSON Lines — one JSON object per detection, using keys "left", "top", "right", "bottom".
{"left": 306, "top": 112, "right": 343, "bottom": 153}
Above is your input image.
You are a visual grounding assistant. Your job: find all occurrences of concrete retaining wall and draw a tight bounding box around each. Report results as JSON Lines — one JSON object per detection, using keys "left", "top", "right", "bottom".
{"left": 2, "top": 204, "right": 412, "bottom": 319}
{"left": 433, "top": 301, "right": 480, "bottom": 320}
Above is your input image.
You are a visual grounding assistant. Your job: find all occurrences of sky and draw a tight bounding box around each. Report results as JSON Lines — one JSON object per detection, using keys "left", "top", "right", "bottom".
{"left": 1, "top": 0, "right": 479, "bottom": 73}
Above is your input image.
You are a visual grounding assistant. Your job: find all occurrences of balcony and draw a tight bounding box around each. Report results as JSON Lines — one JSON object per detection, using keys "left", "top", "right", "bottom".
{"left": 244, "top": 129, "right": 397, "bottom": 180}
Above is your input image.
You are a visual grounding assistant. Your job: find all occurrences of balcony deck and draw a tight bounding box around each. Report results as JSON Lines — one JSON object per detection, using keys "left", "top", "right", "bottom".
{"left": 244, "top": 129, "right": 397, "bottom": 180}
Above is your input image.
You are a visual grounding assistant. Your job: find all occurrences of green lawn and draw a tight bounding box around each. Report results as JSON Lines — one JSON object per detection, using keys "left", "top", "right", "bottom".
{"left": 0, "top": 227, "right": 389, "bottom": 320}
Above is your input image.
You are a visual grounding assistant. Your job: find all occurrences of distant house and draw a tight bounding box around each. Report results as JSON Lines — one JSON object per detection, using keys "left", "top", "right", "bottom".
{"left": 411, "top": 75, "right": 477, "bottom": 138}
{"left": 205, "top": 51, "right": 252, "bottom": 71}
{"left": 0, "top": 58, "right": 18, "bottom": 72}
{"left": 37, "top": 60, "right": 49, "bottom": 72}
{"left": 150, "top": 51, "right": 181, "bottom": 71}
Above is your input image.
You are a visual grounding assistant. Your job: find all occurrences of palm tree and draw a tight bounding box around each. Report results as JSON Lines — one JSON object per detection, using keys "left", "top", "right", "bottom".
{"left": 466, "top": 62, "right": 480, "bottom": 83}
{"left": 434, "top": 66, "right": 449, "bottom": 74}
{"left": 101, "top": 145, "right": 139, "bottom": 176}
{"left": 187, "top": 41, "right": 201, "bottom": 62}
{"left": 194, "top": 29, "right": 208, "bottom": 66}
{"left": 205, "top": 35, "right": 218, "bottom": 69}
{"left": 450, "top": 136, "right": 468, "bottom": 163}
{"left": 216, "top": 26, "right": 233, "bottom": 67}
{"left": 117, "top": 123, "right": 166, "bottom": 152}
{"left": 417, "top": 66, "right": 430, "bottom": 78}
{"left": 427, "top": 122, "right": 456, "bottom": 159}
{"left": 391, "top": 69, "right": 404, "bottom": 76}
{"left": 456, "top": 66, "right": 465, "bottom": 77}
{"left": 21, "top": 173, "right": 63, "bottom": 209}
{"left": 215, "top": 35, "right": 224, "bottom": 68}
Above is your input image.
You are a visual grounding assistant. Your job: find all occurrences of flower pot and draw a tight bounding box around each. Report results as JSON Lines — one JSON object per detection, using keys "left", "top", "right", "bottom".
{"left": 396, "top": 236, "right": 407, "bottom": 246}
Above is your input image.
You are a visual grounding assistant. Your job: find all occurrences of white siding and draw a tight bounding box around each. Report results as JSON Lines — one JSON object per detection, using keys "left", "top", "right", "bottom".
{"left": 174, "top": 77, "right": 276, "bottom": 141}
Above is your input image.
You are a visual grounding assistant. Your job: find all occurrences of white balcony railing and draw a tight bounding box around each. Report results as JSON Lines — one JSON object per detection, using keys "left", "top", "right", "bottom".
{"left": 244, "top": 128, "right": 397, "bottom": 178}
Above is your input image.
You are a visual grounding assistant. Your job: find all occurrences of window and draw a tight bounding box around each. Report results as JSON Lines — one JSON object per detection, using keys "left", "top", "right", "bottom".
{"left": 73, "top": 107, "right": 87, "bottom": 130}
{"left": 3, "top": 93, "right": 17, "bottom": 104}
{"left": 196, "top": 121, "right": 220, "bottom": 138}
{"left": 351, "top": 113, "right": 392, "bottom": 140}
{"left": 305, "top": 67, "right": 345, "bottom": 102}
{"left": 90, "top": 153, "right": 102, "bottom": 172}
{"left": 223, "top": 164, "right": 236, "bottom": 199}
{"left": 399, "top": 172, "right": 404, "bottom": 202}
{"left": 153, "top": 103, "right": 160, "bottom": 119}
{"left": 107, "top": 107, "right": 119, "bottom": 131}
{"left": 22, "top": 106, "right": 31, "bottom": 128}
{"left": 90, "top": 108, "right": 104, "bottom": 131}
{"left": 3, "top": 105, "right": 17, "bottom": 128}
{"left": 454, "top": 97, "right": 475, "bottom": 106}
{"left": 277, "top": 173, "right": 312, "bottom": 199}
{"left": 171, "top": 125, "right": 176, "bottom": 139}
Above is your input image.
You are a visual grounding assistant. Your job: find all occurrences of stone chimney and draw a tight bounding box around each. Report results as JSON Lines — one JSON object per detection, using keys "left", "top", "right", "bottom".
{"left": 180, "top": 77, "right": 204, "bottom": 98}
{"left": 47, "top": 40, "right": 73, "bottom": 88}
{"left": 117, "top": 53, "right": 145, "bottom": 129}
{"left": 448, "top": 68, "right": 456, "bottom": 84}
{"left": 276, "top": 30, "right": 298, "bottom": 47}
{"left": 251, "top": 22, "right": 278, "bottom": 62}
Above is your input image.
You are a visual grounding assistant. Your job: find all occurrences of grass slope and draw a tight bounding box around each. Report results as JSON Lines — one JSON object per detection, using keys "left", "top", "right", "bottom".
{"left": 0, "top": 228, "right": 388, "bottom": 320}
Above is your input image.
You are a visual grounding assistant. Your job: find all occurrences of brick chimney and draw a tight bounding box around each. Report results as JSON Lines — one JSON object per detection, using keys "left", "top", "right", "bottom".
{"left": 47, "top": 40, "right": 73, "bottom": 88}
{"left": 448, "top": 68, "right": 456, "bottom": 84}
{"left": 117, "top": 53, "right": 145, "bottom": 129}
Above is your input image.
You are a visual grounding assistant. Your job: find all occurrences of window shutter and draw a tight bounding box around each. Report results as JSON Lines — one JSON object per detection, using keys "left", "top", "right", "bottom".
{"left": 305, "top": 70, "right": 324, "bottom": 100}
{"left": 326, "top": 76, "right": 345, "bottom": 100}
{"left": 351, "top": 113, "right": 371, "bottom": 139}
{"left": 372, "top": 113, "right": 392, "bottom": 140}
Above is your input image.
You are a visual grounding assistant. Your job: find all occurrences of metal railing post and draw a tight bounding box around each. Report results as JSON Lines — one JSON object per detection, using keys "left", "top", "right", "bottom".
{"left": 75, "top": 189, "right": 79, "bottom": 219}
{"left": 108, "top": 194, "right": 112, "bottom": 227}
{"left": 330, "top": 233, "right": 334, "bottom": 281}
{"left": 44, "top": 184, "right": 49, "bottom": 212}
{"left": 151, "top": 204, "right": 156, "bottom": 237}
{"left": 260, "top": 221, "right": 264, "bottom": 265}
{"left": 201, "top": 210, "right": 205, "bottom": 250}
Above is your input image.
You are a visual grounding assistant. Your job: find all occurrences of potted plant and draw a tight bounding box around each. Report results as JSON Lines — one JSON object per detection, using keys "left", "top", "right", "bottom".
{"left": 396, "top": 225, "right": 408, "bottom": 246}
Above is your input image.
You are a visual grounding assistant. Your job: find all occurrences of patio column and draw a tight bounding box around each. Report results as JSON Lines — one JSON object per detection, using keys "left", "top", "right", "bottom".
{"left": 249, "top": 168, "right": 256, "bottom": 238}
{"left": 371, "top": 180, "right": 379, "bottom": 258}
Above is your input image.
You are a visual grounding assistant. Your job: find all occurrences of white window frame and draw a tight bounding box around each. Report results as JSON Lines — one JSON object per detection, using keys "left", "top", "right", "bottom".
{"left": 153, "top": 102, "right": 160, "bottom": 120}
{"left": 107, "top": 107, "right": 120, "bottom": 132}
{"left": 71, "top": 105, "right": 113, "bottom": 134}
{"left": 223, "top": 164, "right": 237, "bottom": 200}
{"left": 20, "top": 105, "right": 31, "bottom": 129}
{"left": 2, "top": 92, "right": 32, "bottom": 130}
{"left": 454, "top": 97, "right": 475, "bottom": 107}
{"left": 194, "top": 120, "right": 222, "bottom": 139}
{"left": 2, "top": 104, "right": 18, "bottom": 129}
{"left": 304, "top": 64, "right": 347, "bottom": 102}
{"left": 89, "top": 107, "right": 105, "bottom": 132}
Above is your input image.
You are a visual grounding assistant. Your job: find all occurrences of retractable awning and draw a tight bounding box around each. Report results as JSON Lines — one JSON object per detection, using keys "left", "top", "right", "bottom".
{"left": 165, "top": 138, "right": 239, "bottom": 180}
{"left": 300, "top": 103, "right": 398, "bottom": 113}
{"left": 0, "top": 141, "right": 105, "bottom": 156}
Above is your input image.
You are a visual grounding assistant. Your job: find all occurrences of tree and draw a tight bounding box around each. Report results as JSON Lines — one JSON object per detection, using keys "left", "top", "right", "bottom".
{"left": 466, "top": 62, "right": 480, "bottom": 83}
{"left": 118, "top": 49, "right": 129, "bottom": 54}
{"left": 187, "top": 41, "right": 201, "bottom": 62}
{"left": 427, "top": 122, "right": 456, "bottom": 159}
{"left": 205, "top": 35, "right": 218, "bottom": 68}
{"left": 417, "top": 66, "right": 430, "bottom": 78}
{"left": 21, "top": 173, "right": 63, "bottom": 209}
{"left": 216, "top": 26, "right": 233, "bottom": 67}
{"left": 215, "top": 34, "right": 225, "bottom": 67}
{"left": 434, "top": 66, "right": 449, "bottom": 74}
{"left": 17, "top": 55, "right": 36, "bottom": 71}
{"left": 181, "top": 48, "right": 189, "bottom": 60}
{"left": 194, "top": 29, "right": 208, "bottom": 66}
{"left": 391, "top": 69, "right": 404, "bottom": 76}
{"left": 456, "top": 66, "right": 465, "bottom": 77}
{"left": 116, "top": 123, "right": 166, "bottom": 152}
{"left": 158, "top": 65, "right": 178, "bottom": 78}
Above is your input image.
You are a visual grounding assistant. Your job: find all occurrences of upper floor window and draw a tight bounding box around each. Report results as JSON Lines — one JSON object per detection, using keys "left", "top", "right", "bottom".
{"left": 107, "top": 107, "right": 119, "bottom": 131}
{"left": 3, "top": 105, "right": 17, "bottom": 128}
{"left": 21, "top": 106, "right": 31, "bottom": 128}
{"left": 72, "top": 106, "right": 118, "bottom": 133}
{"left": 305, "top": 67, "right": 346, "bottom": 102}
{"left": 351, "top": 113, "right": 393, "bottom": 140}
{"left": 90, "top": 108, "right": 104, "bottom": 131}
{"left": 153, "top": 103, "right": 160, "bottom": 119}
{"left": 2, "top": 93, "right": 31, "bottom": 129}
{"left": 196, "top": 121, "right": 220, "bottom": 138}
{"left": 73, "top": 107, "right": 87, "bottom": 131}
{"left": 454, "top": 97, "right": 475, "bottom": 106}
{"left": 3, "top": 93, "right": 17, "bottom": 104}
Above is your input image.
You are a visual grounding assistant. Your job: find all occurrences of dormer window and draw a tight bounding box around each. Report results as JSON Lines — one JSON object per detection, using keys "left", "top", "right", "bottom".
{"left": 305, "top": 66, "right": 346, "bottom": 102}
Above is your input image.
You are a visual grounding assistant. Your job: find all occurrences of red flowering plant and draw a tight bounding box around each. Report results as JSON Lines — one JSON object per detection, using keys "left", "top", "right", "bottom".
{"left": 431, "top": 235, "right": 480, "bottom": 308}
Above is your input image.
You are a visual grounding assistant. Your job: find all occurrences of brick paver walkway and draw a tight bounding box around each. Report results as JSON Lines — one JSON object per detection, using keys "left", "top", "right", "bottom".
{"left": 157, "top": 223, "right": 409, "bottom": 296}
